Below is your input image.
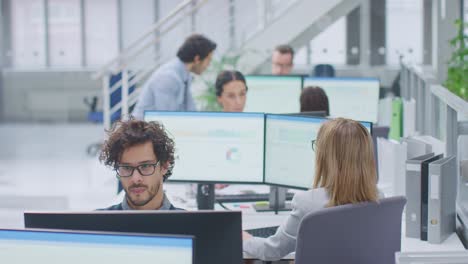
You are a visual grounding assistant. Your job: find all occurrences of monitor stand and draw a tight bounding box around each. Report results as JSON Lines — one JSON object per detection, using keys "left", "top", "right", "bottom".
{"left": 196, "top": 183, "right": 215, "bottom": 209}
{"left": 253, "top": 186, "right": 292, "bottom": 214}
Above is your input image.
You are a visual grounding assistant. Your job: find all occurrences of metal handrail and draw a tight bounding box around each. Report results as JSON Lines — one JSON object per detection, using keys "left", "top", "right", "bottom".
{"left": 431, "top": 85, "right": 468, "bottom": 117}
{"left": 100, "top": 0, "right": 305, "bottom": 129}
{"left": 109, "top": 1, "right": 204, "bottom": 76}
{"left": 107, "top": 55, "right": 163, "bottom": 94}
{"left": 92, "top": 0, "right": 209, "bottom": 80}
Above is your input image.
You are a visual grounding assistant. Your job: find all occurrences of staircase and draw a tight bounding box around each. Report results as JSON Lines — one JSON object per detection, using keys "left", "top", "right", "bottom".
{"left": 93, "top": 0, "right": 360, "bottom": 129}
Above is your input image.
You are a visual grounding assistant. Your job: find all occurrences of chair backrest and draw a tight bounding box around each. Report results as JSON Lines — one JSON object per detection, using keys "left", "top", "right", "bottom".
{"left": 313, "top": 64, "right": 335, "bottom": 77}
{"left": 295, "top": 196, "right": 406, "bottom": 264}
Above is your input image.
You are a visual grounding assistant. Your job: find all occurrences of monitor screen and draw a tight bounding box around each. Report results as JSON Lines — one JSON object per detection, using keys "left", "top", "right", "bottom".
{"left": 144, "top": 111, "right": 265, "bottom": 184}
{"left": 283, "top": 111, "right": 327, "bottom": 117}
{"left": 244, "top": 75, "right": 303, "bottom": 113}
{"left": 0, "top": 229, "right": 193, "bottom": 264}
{"left": 24, "top": 210, "right": 242, "bottom": 264}
{"left": 264, "top": 114, "right": 372, "bottom": 189}
{"left": 303, "top": 77, "right": 380, "bottom": 123}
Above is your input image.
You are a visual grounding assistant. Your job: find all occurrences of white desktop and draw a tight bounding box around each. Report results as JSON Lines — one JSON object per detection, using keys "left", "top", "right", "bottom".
{"left": 244, "top": 75, "right": 303, "bottom": 113}
{"left": 303, "top": 77, "right": 380, "bottom": 123}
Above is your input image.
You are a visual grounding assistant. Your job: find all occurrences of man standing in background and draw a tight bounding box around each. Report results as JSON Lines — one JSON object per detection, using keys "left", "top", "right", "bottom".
{"left": 132, "top": 34, "right": 216, "bottom": 119}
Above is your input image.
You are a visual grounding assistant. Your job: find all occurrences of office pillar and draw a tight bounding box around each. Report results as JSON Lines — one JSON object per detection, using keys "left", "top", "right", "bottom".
{"left": 228, "top": 0, "right": 236, "bottom": 50}
{"left": 1, "top": 0, "right": 11, "bottom": 68}
{"left": 44, "top": 0, "right": 50, "bottom": 67}
{"left": 154, "top": 0, "right": 160, "bottom": 59}
{"left": 80, "top": 0, "right": 86, "bottom": 67}
{"left": 370, "top": 0, "right": 386, "bottom": 65}
{"left": 432, "top": 0, "right": 461, "bottom": 83}
{"left": 191, "top": 0, "right": 197, "bottom": 33}
{"left": 346, "top": 7, "right": 360, "bottom": 65}
{"left": 423, "top": 0, "right": 433, "bottom": 65}
{"left": 117, "top": 0, "right": 124, "bottom": 53}
{"left": 0, "top": 0, "right": 12, "bottom": 122}
{"left": 359, "top": 0, "right": 371, "bottom": 66}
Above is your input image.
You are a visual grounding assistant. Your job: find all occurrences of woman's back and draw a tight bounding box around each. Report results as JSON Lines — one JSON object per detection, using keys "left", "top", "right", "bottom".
{"left": 243, "top": 118, "right": 379, "bottom": 261}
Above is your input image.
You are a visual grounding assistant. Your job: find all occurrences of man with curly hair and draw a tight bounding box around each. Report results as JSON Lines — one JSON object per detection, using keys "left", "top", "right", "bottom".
{"left": 99, "top": 119, "right": 180, "bottom": 210}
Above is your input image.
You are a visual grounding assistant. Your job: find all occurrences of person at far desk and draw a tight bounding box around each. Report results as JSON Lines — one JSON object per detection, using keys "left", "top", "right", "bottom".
{"left": 271, "top": 44, "right": 294, "bottom": 75}
{"left": 213, "top": 70, "right": 248, "bottom": 190}
{"left": 132, "top": 34, "right": 217, "bottom": 119}
{"left": 300, "top": 86, "right": 330, "bottom": 115}
{"left": 216, "top": 70, "right": 248, "bottom": 112}
{"left": 243, "top": 118, "right": 380, "bottom": 261}
{"left": 99, "top": 119, "right": 181, "bottom": 211}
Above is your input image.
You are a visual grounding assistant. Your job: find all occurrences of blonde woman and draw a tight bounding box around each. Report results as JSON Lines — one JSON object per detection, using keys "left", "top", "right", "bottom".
{"left": 242, "top": 118, "right": 379, "bottom": 261}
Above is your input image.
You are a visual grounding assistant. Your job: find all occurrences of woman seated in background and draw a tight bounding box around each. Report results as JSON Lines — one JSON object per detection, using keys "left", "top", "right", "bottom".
{"left": 214, "top": 70, "right": 248, "bottom": 189}
{"left": 215, "top": 70, "right": 248, "bottom": 112}
{"left": 242, "top": 118, "right": 379, "bottom": 261}
{"left": 300, "top": 86, "right": 330, "bottom": 115}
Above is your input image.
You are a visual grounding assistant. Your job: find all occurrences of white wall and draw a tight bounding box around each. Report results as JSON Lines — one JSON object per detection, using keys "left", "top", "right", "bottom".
{"left": 120, "top": 0, "right": 156, "bottom": 69}
{"left": 2, "top": 69, "right": 100, "bottom": 122}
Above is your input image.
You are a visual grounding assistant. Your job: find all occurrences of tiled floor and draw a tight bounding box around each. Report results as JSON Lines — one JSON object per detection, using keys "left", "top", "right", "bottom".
{"left": 0, "top": 123, "right": 119, "bottom": 228}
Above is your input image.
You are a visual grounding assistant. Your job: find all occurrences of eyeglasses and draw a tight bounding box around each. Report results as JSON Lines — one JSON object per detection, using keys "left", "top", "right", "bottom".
{"left": 115, "top": 161, "right": 160, "bottom": 178}
{"left": 311, "top": 140, "right": 317, "bottom": 151}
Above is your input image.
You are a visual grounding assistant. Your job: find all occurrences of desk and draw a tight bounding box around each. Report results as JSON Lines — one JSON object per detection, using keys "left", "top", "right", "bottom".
{"left": 163, "top": 182, "right": 465, "bottom": 255}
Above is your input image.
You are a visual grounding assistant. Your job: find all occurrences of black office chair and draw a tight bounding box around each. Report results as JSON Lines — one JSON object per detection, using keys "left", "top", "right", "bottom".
{"left": 313, "top": 64, "right": 335, "bottom": 77}
{"left": 295, "top": 196, "right": 406, "bottom": 264}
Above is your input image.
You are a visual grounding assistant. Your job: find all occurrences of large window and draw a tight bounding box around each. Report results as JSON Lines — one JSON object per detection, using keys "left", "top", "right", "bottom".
{"left": 386, "top": 0, "right": 423, "bottom": 65}
{"left": 11, "top": 0, "right": 46, "bottom": 67}
{"left": 48, "top": 0, "right": 82, "bottom": 67}
{"left": 309, "top": 17, "right": 347, "bottom": 65}
{"left": 84, "top": 0, "right": 119, "bottom": 67}
{"left": 10, "top": 0, "right": 119, "bottom": 68}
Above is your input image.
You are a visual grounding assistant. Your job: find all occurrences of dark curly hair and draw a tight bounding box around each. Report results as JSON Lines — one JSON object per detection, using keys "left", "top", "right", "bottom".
{"left": 300, "top": 86, "right": 330, "bottom": 115}
{"left": 99, "top": 119, "right": 175, "bottom": 181}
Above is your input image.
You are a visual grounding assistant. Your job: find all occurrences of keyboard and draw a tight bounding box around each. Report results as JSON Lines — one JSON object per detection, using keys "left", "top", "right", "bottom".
{"left": 215, "top": 192, "right": 294, "bottom": 203}
{"left": 246, "top": 226, "right": 279, "bottom": 238}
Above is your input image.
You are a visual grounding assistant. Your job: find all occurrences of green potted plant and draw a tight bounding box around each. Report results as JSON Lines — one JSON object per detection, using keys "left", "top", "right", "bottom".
{"left": 445, "top": 19, "right": 468, "bottom": 100}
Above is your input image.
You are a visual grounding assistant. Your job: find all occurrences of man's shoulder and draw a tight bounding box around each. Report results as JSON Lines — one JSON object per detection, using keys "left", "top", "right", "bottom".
{"left": 169, "top": 204, "right": 185, "bottom": 211}
{"left": 292, "top": 188, "right": 329, "bottom": 213}
{"left": 153, "top": 60, "right": 185, "bottom": 80}
{"left": 97, "top": 203, "right": 123, "bottom": 211}
{"left": 96, "top": 203, "right": 184, "bottom": 211}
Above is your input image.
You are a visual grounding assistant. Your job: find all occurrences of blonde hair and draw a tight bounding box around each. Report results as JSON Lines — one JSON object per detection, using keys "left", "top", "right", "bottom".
{"left": 313, "top": 118, "right": 378, "bottom": 207}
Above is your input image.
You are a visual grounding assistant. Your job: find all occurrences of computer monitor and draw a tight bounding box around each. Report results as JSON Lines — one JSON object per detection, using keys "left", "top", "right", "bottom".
{"left": 24, "top": 210, "right": 242, "bottom": 264}
{"left": 303, "top": 77, "right": 380, "bottom": 123}
{"left": 283, "top": 111, "right": 327, "bottom": 117}
{"left": 0, "top": 228, "right": 194, "bottom": 264}
{"left": 244, "top": 75, "right": 303, "bottom": 113}
{"left": 144, "top": 111, "right": 265, "bottom": 184}
{"left": 264, "top": 114, "right": 372, "bottom": 189}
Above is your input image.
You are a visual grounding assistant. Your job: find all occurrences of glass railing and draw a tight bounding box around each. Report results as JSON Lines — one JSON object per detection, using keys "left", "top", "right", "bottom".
{"left": 400, "top": 61, "right": 468, "bottom": 246}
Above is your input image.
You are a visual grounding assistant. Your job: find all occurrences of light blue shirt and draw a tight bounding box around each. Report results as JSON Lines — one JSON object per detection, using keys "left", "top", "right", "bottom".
{"left": 132, "top": 58, "right": 196, "bottom": 119}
